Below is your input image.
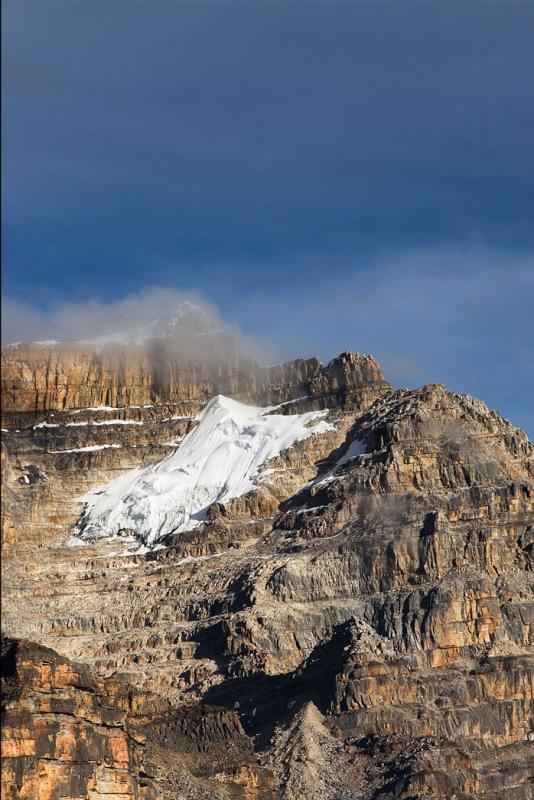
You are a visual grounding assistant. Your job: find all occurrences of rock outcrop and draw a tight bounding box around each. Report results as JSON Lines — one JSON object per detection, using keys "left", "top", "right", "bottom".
{"left": 1, "top": 343, "right": 533, "bottom": 799}
{"left": 1, "top": 341, "right": 387, "bottom": 422}
{"left": 1, "top": 638, "right": 278, "bottom": 799}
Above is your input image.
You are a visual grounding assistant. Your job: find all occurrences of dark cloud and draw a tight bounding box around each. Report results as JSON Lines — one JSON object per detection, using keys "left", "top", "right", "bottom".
{"left": 3, "top": 1, "right": 533, "bottom": 250}
{"left": 2, "top": 2, "right": 533, "bottom": 435}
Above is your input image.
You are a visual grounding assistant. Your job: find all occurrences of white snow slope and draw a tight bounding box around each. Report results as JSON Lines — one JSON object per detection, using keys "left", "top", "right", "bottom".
{"left": 74, "top": 395, "right": 332, "bottom": 546}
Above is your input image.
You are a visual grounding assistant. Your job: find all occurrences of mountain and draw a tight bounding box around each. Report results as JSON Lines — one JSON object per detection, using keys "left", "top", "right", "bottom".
{"left": 1, "top": 337, "right": 533, "bottom": 800}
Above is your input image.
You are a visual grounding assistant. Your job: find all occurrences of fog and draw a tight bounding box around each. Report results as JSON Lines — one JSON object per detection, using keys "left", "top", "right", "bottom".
{"left": 0, "top": 287, "right": 278, "bottom": 367}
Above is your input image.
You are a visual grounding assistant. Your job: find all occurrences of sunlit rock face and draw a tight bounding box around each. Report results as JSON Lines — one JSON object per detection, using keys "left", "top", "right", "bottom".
{"left": 1, "top": 319, "right": 388, "bottom": 419}
{"left": 1, "top": 638, "right": 278, "bottom": 800}
{"left": 1, "top": 344, "right": 533, "bottom": 800}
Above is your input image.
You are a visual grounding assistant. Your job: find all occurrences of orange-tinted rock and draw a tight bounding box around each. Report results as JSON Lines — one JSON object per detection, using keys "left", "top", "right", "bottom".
{"left": 2, "top": 350, "right": 533, "bottom": 799}
{"left": 1, "top": 342, "right": 387, "bottom": 418}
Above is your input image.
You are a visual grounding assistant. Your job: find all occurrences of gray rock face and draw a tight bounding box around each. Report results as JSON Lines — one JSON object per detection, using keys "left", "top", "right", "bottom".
{"left": 1, "top": 349, "right": 533, "bottom": 799}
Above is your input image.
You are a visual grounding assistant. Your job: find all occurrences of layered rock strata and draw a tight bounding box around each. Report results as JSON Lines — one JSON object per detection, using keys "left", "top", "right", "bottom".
{"left": 1, "top": 342, "right": 387, "bottom": 421}
{"left": 1, "top": 346, "right": 533, "bottom": 799}
{"left": 1, "top": 638, "right": 278, "bottom": 800}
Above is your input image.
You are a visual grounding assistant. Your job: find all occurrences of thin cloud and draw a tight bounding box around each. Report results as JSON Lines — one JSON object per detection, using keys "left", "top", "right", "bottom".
{"left": 222, "top": 244, "right": 534, "bottom": 435}
{"left": 3, "top": 246, "right": 533, "bottom": 440}
{"left": 0, "top": 287, "right": 277, "bottom": 367}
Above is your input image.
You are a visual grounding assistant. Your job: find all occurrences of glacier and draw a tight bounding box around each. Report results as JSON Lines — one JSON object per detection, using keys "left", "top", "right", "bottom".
{"left": 74, "top": 395, "right": 333, "bottom": 546}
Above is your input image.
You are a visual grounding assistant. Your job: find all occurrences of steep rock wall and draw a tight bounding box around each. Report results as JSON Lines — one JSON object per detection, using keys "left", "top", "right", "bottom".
{"left": 2, "top": 349, "right": 533, "bottom": 799}
{"left": 1, "top": 343, "right": 388, "bottom": 420}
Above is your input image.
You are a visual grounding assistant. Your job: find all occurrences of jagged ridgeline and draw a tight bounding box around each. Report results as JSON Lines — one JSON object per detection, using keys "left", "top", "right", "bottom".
{"left": 1, "top": 304, "right": 388, "bottom": 423}
{"left": 1, "top": 328, "right": 533, "bottom": 799}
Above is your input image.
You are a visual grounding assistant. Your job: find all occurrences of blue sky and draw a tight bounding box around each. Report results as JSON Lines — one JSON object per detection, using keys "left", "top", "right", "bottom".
{"left": 2, "top": 1, "right": 533, "bottom": 435}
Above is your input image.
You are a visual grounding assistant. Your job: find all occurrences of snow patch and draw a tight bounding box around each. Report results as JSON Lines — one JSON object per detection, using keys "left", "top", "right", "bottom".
{"left": 334, "top": 438, "right": 366, "bottom": 467}
{"left": 73, "top": 395, "right": 333, "bottom": 547}
{"left": 269, "top": 395, "right": 310, "bottom": 410}
{"left": 71, "top": 404, "right": 154, "bottom": 413}
{"left": 50, "top": 444, "right": 122, "bottom": 454}
{"left": 312, "top": 438, "right": 366, "bottom": 486}
{"left": 161, "top": 437, "right": 185, "bottom": 447}
{"left": 66, "top": 419, "right": 144, "bottom": 427}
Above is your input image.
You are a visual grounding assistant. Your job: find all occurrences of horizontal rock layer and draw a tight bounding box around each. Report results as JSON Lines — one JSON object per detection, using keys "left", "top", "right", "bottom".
{"left": 1, "top": 348, "right": 533, "bottom": 799}
{"left": 1, "top": 342, "right": 388, "bottom": 419}
{"left": 1, "top": 638, "right": 278, "bottom": 800}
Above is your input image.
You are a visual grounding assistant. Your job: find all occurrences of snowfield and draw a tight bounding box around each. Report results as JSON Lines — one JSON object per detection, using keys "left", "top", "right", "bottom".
{"left": 74, "top": 395, "right": 333, "bottom": 546}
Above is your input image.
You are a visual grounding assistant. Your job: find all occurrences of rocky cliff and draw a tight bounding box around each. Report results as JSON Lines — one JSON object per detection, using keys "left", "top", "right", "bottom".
{"left": 1, "top": 341, "right": 532, "bottom": 799}
{"left": 1, "top": 638, "right": 277, "bottom": 800}
{"left": 1, "top": 340, "right": 387, "bottom": 422}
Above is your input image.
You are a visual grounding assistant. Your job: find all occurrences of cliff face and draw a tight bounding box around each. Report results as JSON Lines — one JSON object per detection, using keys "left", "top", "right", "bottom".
{"left": 1, "top": 341, "right": 387, "bottom": 421}
{"left": 1, "top": 638, "right": 278, "bottom": 800}
{"left": 1, "top": 344, "right": 533, "bottom": 800}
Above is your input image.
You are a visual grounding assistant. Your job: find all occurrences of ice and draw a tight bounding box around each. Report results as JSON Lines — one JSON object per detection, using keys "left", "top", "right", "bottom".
{"left": 74, "top": 395, "right": 333, "bottom": 547}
